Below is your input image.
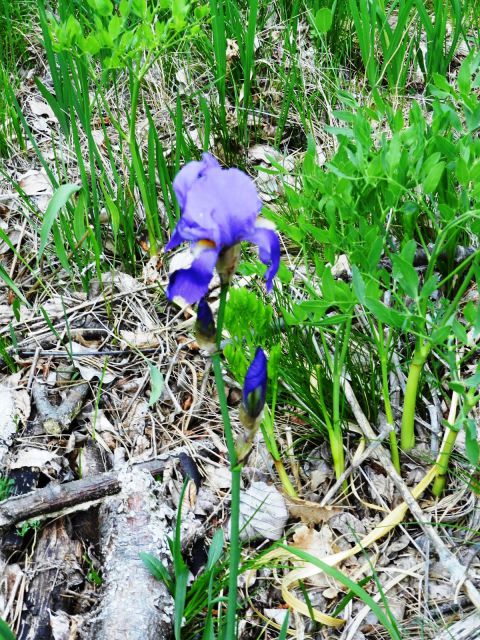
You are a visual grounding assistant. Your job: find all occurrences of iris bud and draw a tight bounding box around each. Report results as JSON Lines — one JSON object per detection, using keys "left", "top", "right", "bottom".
{"left": 240, "top": 347, "right": 267, "bottom": 430}
{"left": 195, "top": 298, "right": 216, "bottom": 351}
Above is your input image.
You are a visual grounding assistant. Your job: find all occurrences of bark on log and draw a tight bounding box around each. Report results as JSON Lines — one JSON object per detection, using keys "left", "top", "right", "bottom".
{"left": 83, "top": 468, "right": 173, "bottom": 640}
{"left": 17, "top": 520, "right": 82, "bottom": 640}
{"left": 433, "top": 612, "right": 480, "bottom": 639}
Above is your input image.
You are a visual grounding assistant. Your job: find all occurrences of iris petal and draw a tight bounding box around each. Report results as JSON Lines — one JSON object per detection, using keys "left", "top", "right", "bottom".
{"left": 249, "top": 225, "right": 281, "bottom": 291}
{"left": 166, "top": 247, "right": 219, "bottom": 304}
{"left": 173, "top": 153, "right": 220, "bottom": 210}
{"left": 182, "top": 168, "right": 261, "bottom": 247}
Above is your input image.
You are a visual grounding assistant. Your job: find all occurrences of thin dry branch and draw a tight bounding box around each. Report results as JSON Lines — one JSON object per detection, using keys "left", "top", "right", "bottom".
{"left": 32, "top": 380, "right": 89, "bottom": 435}
{"left": 0, "top": 457, "right": 170, "bottom": 529}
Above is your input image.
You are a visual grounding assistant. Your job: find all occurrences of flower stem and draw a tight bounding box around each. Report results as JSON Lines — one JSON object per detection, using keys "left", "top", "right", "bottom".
{"left": 400, "top": 341, "right": 430, "bottom": 451}
{"left": 211, "top": 283, "right": 241, "bottom": 639}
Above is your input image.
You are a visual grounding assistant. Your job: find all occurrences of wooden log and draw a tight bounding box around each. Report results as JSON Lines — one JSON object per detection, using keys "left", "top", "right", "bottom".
{"left": 83, "top": 468, "right": 173, "bottom": 640}
{"left": 16, "top": 520, "right": 82, "bottom": 640}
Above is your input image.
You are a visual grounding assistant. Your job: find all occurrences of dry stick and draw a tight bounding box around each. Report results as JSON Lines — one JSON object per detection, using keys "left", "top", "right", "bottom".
{"left": 319, "top": 423, "right": 392, "bottom": 507}
{"left": 0, "top": 457, "right": 171, "bottom": 529}
{"left": 32, "top": 380, "right": 90, "bottom": 436}
{"left": 341, "top": 376, "right": 480, "bottom": 611}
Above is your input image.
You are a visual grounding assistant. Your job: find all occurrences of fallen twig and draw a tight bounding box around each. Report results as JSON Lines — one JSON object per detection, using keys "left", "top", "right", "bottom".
{"left": 0, "top": 457, "right": 171, "bottom": 529}
{"left": 32, "top": 380, "right": 90, "bottom": 435}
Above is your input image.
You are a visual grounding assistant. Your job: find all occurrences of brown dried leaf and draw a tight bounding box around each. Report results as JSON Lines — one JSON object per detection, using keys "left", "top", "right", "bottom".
{"left": 286, "top": 496, "right": 340, "bottom": 524}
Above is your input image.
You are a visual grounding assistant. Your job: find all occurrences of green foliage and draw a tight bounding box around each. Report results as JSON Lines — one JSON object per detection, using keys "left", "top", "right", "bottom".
{"left": 223, "top": 287, "right": 273, "bottom": 381}
{"left": 308, "top": 0, "right": 469, "bottom": 92}
{"left": 0, "top": 476, "right": 14, "bottom": 502}
{"left": 16, "top": 520, "right": 41, "bottom": 537}
{"left": 271, "top": 58, "right": 480, "bottom": 473}
{"left": 0, "top": 618, "right": 16, "bottom": 640}
{"left": 142, "top": 483, "right": 227, "bottom": 639}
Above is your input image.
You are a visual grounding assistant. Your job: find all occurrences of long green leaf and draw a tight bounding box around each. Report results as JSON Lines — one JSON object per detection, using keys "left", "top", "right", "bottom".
{"left": 282, "top": 546, "right": 402, "bottom": 640}
{"left": 38, "top": 184, "right": 80, "bottom": 262}
{"left": 0, "top": 618, "right": 15, "bottom": 640}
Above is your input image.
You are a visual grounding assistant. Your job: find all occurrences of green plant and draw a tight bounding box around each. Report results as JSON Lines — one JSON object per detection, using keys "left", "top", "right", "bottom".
{"left": 141, "top": 483, "right": 227, "bottom": 639}
{"left": 0, "top": 476, "right": 14, "bottom": 501}
{"left": 17, "top": 519, "right": 41, "bottom": 537}
{"left": 266, "top": 56, "right": 480, "bottom": 485}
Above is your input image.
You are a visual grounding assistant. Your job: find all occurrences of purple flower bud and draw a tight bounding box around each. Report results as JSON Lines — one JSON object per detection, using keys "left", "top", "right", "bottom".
{"left": 166, "top": 153, "right": 280, "bottom": 304}
{"left": 195, "top": 298, "right": 216, "bottom": 351}
{"left": 242, "top": 347, "right": 267, "bottom": 421}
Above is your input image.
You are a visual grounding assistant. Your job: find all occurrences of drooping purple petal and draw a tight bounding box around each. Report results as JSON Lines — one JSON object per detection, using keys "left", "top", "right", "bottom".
{"left": 249, "top": 223, "right": 281, "bottom": 291}
{"left": 166, "top": 246, "right": 219, "bottom": 304}
{"left": 173, "top": 153, "right": 220, "bottom": 210}
{"left": 242, "top": 347, "right": 268, "bottom": 419}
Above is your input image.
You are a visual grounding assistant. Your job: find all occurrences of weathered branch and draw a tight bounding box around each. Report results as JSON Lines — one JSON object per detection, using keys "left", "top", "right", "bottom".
{"left": 0, "top": 457, "right": 170, "bottom": 529}
{"left": 32, "top": 381, "right": 89, "bottom": 435}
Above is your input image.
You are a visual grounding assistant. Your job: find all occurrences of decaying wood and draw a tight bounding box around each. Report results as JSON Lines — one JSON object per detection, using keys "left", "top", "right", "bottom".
{"left": 0, "top": 457, "right": 170, "bottom": 529}
{"left": 32, "top": 381, "right": 89, "bottom": 436}
{"left": 84, "top": 467, "right": 173, "bottom": 640}
{"left": 17, "top": 520, "right": 82, "bottom": 640}
{"left": 433, "top": 611, "right": 480, "bottom": 639}
{"left": 341, "top": 376, "right": 480, "bottom": 611}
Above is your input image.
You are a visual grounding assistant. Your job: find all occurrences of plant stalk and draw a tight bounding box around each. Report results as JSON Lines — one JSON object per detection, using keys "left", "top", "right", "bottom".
{"left": 400, "top": 341, "right": 430, "bottom": 451}
{"left": 211, "top": 284, "right": 240, "bottom": 640}
{"left": 378, "top": 322, "right": 400, "bottom": 472}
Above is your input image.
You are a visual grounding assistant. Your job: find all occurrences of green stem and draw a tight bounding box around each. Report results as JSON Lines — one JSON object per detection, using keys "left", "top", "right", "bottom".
{"left": 400, "top": 341, "right": 430, "bottom": 451}
{"left": 432, "top": 427, "right": 458, "bottom": 497}
{"left": 379, "top": 328, "right": 400, "bottom": 472}
{"left": 330, "top": 317, "right": 351, "bottom": 483}
{"left": 211, "top": 284, "right": 240, "bottom": 640}
{"left": 274, "top": 459, "right": 297, "bottom": 498}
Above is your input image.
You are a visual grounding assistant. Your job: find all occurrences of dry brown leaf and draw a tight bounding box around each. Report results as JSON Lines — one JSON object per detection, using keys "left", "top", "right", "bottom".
{"left": 238, "top": 481, "right": 288, "bottom": 541}
{"left": 291, "top": 524, "right": 334, "bottom": 557}
{"left": 29, "top": 98, "right": 56, "bottom": 120}
{"left": 119, "top": 330, "right": 161, "bottom": 349}
{"left": 286, "top": 496, "right": 340, "bottom": 524}
{"left": 11, "top": 448, "right": 60, "bottom": 469}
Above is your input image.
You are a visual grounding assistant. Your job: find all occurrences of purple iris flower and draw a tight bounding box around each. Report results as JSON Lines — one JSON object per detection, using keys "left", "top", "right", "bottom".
{"left": 242, "top": 347, "right": 268, "bottom": 420}
{"left": 166, "top": 153, "right": 280, "bottom": 304}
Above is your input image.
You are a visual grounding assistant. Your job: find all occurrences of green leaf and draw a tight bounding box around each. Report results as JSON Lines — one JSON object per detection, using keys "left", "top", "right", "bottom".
{"left": 365, "top": 298, "right": 405, "bottom": 329}
{"left": 87, "top": 0, "right": 113, "bottom": 17}
{"left": 0, "top": 264, "right": 27, "bottom": 305}
{"left": 132, "top": 0, "right": 148, "bottom": 18}
{"left": 38, "top": 184, "right": 80, "bottom": 263}
{"left": 149, "top": 364, "right": 164, "bottom": 406}
{"left": 465, "top": 419, "right": 479, "bottom": 466}
{"left": 391, "top": 254, "right": 418, "bottom": 299}
{"left": 282, "top": 546, "right": 402, "bottom": 640}
{"left": 0, "top": 619, "right": 15, "bottom": 640}
{"left": 139, "top": 553, "right": 173, "bottom": 594}
{"left": 352, "top": 266, "right": 366, "bottom": 304}
{"left": 314, "top": 7, "right": 332, "bottom": 33}
{"left": 206, "top": 529, "right": 224, "bottom": 570}
{"left": 422, "top": 161, "right": 445, "bottom": 193}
